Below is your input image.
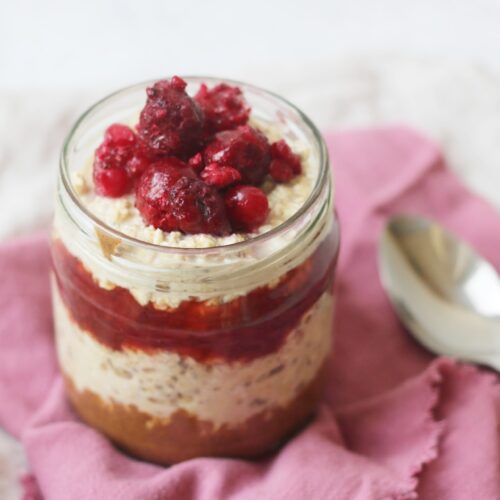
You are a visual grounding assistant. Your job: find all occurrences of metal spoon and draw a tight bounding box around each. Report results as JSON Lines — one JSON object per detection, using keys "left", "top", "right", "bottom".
{"left": 378, "top": 214, "right": 500, "bottom": 370}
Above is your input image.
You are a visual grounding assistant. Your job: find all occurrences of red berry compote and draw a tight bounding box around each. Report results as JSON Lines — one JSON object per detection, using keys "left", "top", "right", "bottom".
{"left": 51, "top": 77, "right": 340, "bottom": 464}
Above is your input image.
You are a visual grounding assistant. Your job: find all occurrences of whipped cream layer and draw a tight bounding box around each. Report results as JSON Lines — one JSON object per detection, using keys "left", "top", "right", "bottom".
{"left": 54, "top": 283, "right": 334, "bottom": 427}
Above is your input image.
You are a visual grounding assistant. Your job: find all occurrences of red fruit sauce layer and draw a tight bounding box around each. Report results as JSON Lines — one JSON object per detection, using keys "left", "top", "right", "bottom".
{"left": 52, "top": 235, "right": 337, "bottom": 363}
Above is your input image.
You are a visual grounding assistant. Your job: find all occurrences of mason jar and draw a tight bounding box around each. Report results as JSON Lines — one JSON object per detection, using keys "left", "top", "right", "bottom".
{"left": 51, "top": 78, "right": 340, "bottom": 465}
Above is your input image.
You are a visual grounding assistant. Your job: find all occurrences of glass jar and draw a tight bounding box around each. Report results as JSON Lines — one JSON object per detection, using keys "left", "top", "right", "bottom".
{"left": 51, "top": 77, "right": 340, "bottom": 465}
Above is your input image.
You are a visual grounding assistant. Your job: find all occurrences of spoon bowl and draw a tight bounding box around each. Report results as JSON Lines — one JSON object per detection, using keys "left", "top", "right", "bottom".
{"left": 378, "top": 215, "right": 500, "bottom": 370}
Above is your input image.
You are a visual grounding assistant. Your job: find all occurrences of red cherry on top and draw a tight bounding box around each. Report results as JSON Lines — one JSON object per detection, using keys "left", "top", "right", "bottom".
{"left": 224, "top": 185, "right": 270, "bottom": 232}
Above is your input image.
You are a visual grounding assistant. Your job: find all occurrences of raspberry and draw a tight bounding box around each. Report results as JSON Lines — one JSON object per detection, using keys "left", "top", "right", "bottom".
{"left": 137, "top": 76, "right": 204, "bottom": 158}
{"left": 203, "top": 125, "right": 271, "bottom": 185}
{"left": 136, "top": 159, "right": 230, "bottom": 235}
{"left": 104, "top": 123, "right": 136, "bottom": 146}
{"left": 187, "top": 152, "right": 204, "bottom": 172}
{"left": 269, "top": 139, "right": 302, "bottom": 182}
{"left": 224, "top": 185, "right": 269, "bottom": 232}
{"left": 135, "top": 158, "right": 196, "bottom": 227}
{"left": 169, "top": 178, "right": 231, "bottom": 235}
{"left": 195, "top": 83, "right": 250, "bottom": 134}
{"left": 93, "top": 124, "right": 150, "bottom": 197}
{"left": 126, "top": 151, "right": 151, "bottom": 180}
{"left": 200, "top": 163, "right": 241, "bottom": 189}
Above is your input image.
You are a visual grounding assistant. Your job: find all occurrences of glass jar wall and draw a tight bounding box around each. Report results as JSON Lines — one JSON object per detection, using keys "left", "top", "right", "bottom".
{"left": 51, "top": 78, "right": 340, "bottom": 464}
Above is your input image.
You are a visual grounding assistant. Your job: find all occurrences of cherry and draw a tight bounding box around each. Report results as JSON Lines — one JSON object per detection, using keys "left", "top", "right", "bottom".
{"left": 224, "top": 185, "right": 269, "bottom": 232}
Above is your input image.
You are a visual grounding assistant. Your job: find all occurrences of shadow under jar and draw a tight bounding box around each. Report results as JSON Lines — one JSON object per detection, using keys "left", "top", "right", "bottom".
{"left": 51, "top": 77, "right": 340, "bottom": 465}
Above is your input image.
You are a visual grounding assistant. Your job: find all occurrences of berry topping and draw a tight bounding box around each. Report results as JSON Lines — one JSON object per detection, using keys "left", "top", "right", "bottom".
{"left": 90, "top": 79, "right": 306, "bottom": 236}
{"left": 200, "top": 163, "right": 242, "bottom": 189}
{"left": 169, "top": 178, "right": 231, "bottom": 235}
{"left": 137, "top": 76, "right": 204, "bottom": 158}
{"left": 105, "top": 123, "right": 136, "bottom": 145}
{"left": 93, "top": 124, "right": 150, "bottom": 197}
{"left": 187, "top": 152, "right": 204, "bottom": 172}
{"left": 136, "top": 159, "right": 230, "bottom": 235}
{"left": 269, "top": 139, "right": 302, "bottom": 182}
{"left": 203, "top": 125, "right": 271, "bottom": 185}
{"left": 195, "top": 83, "right": 250, "bottom": 134}
{"left": 93, "top": 168, "right": 131, "bottom": 198}
{"left": 224, "top": 185, "right": 269, "bottom": 232}
{"left": 135, "top": 158, "right": 196, "bottom": 220}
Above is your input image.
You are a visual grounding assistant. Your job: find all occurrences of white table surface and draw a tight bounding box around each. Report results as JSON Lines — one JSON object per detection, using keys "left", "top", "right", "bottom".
{"left": 2, "top": 2, "right": 500, "bottom": 498}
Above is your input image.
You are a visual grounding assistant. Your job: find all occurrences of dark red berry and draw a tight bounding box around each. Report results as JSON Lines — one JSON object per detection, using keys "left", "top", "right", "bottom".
{"left": 135, "top": 158, "right": 197, "bottom": 229}
{"left": 195, "top": 83, "right": 250, "bottom": 134}
{"left": 94, "top": 168, "right": 131, "bottom": 198}
{"left": 169, "top": 178, "right": 231, "bottom": 235}
{"left": 104, "top": 123, "right": 136, "bottom": 146}
{"left": 203, "top": 125, "right": 271, "bottom": 185}
{"left": 126, "top": 153, "right": 151, "bottom": 180}
{"left": 137, "top": 76, "right": 204, "bottom": 158}
{"left": 187, "top": 152, "right": 205, "bottom": 172}
{"left": 224, "top": 185, "right": 269, "bottom": 232}
{"left": 200, "top": 163, "right": 242, "bottom": 189}
{"left": 93, "top": 124, "right": 151, "bottom": 197}
{"left": 136, "top": 159, "right": 230, "bottom": 235}
{"left": 269, "top": 139, "right": 302, "bottom": 182}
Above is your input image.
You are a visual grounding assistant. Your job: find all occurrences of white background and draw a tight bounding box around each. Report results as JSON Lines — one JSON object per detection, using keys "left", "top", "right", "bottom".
{"left": 2, "top": 0, "right": 500, "bottom": 91}
{"left": 2, "top": 1, "right": 500, "bottom": 499}
{"left": 2, "top": 0, "right": 500, "bottom": 243}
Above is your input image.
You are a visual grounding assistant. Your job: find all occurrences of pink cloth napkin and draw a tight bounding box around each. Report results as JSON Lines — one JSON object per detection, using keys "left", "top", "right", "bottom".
{"left": 1, "top": 127, "right": 500, "bottom": 500}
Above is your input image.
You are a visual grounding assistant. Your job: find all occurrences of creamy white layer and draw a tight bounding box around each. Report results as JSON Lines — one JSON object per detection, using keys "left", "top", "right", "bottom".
{"left": 53, "top": 282, "right": 334, "bottom": 428}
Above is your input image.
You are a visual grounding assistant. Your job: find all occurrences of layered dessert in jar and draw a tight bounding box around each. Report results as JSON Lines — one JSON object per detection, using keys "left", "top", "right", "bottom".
{"left": 51, "top": 76, "right": 340, "bottom": 464}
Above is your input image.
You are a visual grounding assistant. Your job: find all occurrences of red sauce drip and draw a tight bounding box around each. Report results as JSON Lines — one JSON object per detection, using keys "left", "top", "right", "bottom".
{"left": 52, "top": 234, "right": 337, "bottom": 362}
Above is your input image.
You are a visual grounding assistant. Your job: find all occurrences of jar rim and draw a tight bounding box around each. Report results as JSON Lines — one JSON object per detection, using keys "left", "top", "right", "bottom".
{"left": 59, "top": 76, "right": 332, "bottom": 256}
